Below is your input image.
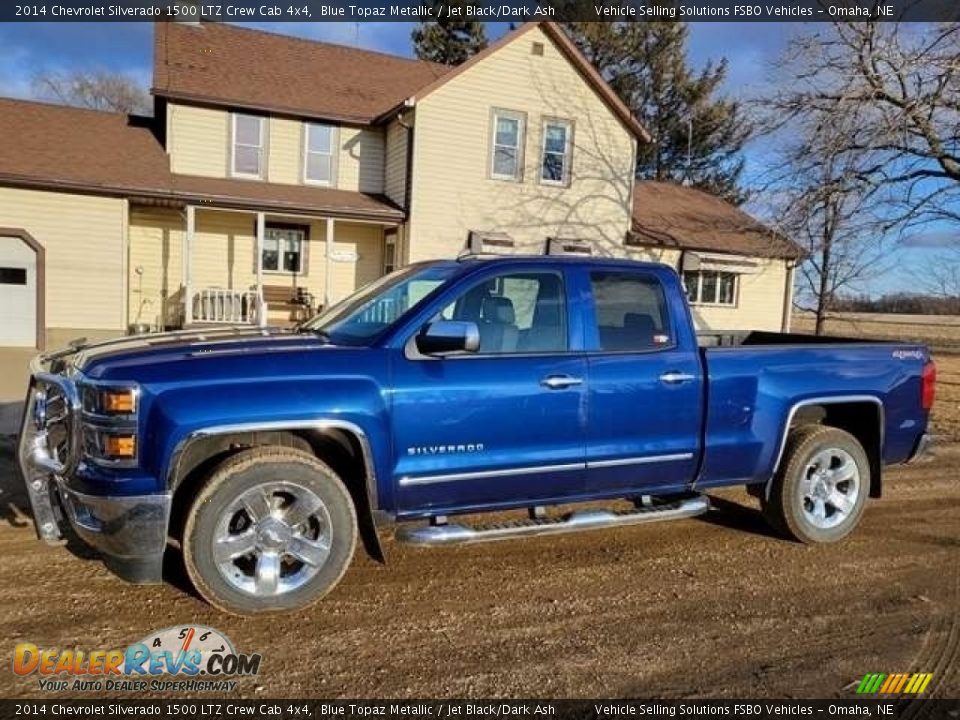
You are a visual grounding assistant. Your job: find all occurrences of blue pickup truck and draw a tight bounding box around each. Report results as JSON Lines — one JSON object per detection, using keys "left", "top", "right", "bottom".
{"left": 19, "top": 254, "right": 935, "bottom": 614}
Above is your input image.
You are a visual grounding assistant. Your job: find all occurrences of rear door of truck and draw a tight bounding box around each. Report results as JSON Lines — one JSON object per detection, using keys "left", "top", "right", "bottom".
{"left": 577, "top": 265, "right": 704, "bottom": 495}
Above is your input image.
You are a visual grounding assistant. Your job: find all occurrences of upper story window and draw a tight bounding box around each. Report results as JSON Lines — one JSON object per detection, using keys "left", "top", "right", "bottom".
{"left": 490, "top": 109, "right": 525, "bottom": 182}
{"left": 540, "top": 119, "right": 573, "bottom": 186}
{"left": 683, "top": 270, "right": 738, "bottom": 307}
{"left": 304, "top": 123, "right": 336, "bottom": 185}
{"left": 590, "top": 272, "right": 673, "bottom": 352}
{"left": 232, "top": 113, "right": 265, "bottom": 178}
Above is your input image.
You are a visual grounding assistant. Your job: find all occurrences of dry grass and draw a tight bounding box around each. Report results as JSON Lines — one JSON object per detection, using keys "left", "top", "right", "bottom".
{"left": 792, "top": 311, "right": 960, "bottom": 352}
{"left": 931, "top": 354, "right": 960, "bottom": 442}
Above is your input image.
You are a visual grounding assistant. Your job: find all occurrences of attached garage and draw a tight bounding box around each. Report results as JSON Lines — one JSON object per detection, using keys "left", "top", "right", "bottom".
{"left": 0, "top": 230, "right": 42, "bottom": 348}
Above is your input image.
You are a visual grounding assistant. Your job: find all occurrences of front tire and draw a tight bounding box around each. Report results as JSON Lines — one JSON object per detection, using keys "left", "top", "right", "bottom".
{"left": 761, "top": 425, "right": 870, "bottom": 543}
{"left": 183, "top": 447, "right": 357, "bottom": 615}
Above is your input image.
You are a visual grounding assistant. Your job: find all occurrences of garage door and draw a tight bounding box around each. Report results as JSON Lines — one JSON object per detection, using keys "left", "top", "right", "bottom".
{"left": 0, "top": 235, "right": 37, "bottom": 347}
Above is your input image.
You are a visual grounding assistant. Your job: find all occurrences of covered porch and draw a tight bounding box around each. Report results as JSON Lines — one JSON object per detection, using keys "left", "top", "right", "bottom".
{"left": 127, "top": 182, "right": 405, "bottom": 331}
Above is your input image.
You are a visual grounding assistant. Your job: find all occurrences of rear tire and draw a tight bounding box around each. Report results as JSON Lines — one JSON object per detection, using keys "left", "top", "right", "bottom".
{"left": 183, "top": 447, "right": 357, "bottom": 615}
{"left": 761, "top": 425, "right": 870, "bottom": 543}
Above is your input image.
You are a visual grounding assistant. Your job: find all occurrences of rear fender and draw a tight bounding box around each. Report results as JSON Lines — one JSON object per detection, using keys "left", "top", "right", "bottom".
{"left": 765, "top": 395, "right": 884, "bottom": 501}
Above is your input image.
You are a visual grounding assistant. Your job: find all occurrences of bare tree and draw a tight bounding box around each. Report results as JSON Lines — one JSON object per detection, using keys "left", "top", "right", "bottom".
{"left": 763, "top": 22, "right": 960, "bottom": 231}
{"left": 763, "top": 109, "right": 892, "bottom": 334}
{"left": 32, "top": 69, "right": 151, "bottom": 115}
{"left": 912, "top": 246, "right": 960, "bottom": 298}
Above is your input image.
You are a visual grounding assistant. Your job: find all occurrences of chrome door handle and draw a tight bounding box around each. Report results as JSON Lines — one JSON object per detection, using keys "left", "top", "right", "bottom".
{"left": 659, "top": 372, "right": 696, "bottom": 385}
{"left": 540, "top": 375, "right": 583, "bottom": 390}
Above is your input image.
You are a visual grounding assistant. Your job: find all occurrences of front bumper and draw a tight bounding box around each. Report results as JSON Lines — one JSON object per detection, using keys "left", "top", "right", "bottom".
{"left": 17, "top": 367, "right": 170, "bottom": 583}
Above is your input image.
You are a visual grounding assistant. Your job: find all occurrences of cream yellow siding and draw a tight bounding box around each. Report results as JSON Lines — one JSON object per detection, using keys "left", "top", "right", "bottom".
{"left": 0, "top": 186, "right": 126, "bottom": 346}
{"left": 128, "top": 207, "right": 383, "bottom": 327}
{"left": 167, "top": 102, "right": 229, "bottom": 177}
{"left": 631, "top": 246, "right": 789, "bottom": 332}
{"left": 167, "top": 102, "right": 382, "bottom": 193}
{"left": 338, "top": 126, "right": 385, "bottom": 194}
{"left": 408, "top": 26, "right": 636, "bottom": 261}
{"left": 687, "top": 258, "right": 788, "bottom": 332}
{"left": 385, "top": 118, "right": 409, "bottom": 207}
{"left": 267, "top": 117, "right": 302, "bottom": 184}
{"left": 128, "top": 207, "right": 184, "bottom": 330}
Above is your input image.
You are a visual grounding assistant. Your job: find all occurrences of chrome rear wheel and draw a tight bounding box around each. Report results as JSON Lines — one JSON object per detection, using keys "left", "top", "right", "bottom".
{"left": 762, "top": 425, "right": 870, "bottom": 544}
{"left": 800, "top": 447, "right": 860, "bottom": 530}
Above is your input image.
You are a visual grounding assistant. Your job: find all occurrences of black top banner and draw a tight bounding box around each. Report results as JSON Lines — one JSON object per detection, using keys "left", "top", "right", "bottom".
{"left": 5, "top": 0, "right": 960, "bottom": 22}
{"left": 3, "top": 699, "right": 960, "bottom": 720}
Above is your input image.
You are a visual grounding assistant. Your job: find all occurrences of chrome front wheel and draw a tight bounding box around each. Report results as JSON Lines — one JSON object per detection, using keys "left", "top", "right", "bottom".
{"left": 184, "top": 447, "right": 357, "bottom": 615}
{"left": 214, "top": 481, "right": 333, "bottom": 597}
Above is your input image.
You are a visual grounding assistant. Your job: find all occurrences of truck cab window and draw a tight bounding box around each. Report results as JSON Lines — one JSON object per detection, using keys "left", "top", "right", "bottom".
{"left": 442, "top": 271, "right": 567, "bottom": 354}
{"left": 590, "top": 271, "right": 672, "bottom": 351}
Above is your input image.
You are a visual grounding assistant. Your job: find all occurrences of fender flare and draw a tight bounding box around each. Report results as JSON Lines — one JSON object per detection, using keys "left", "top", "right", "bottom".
{"left": 166, "top": 419, "right": 386, "bottom": 561}
{"left": 764, "top": 395, "right": 884, "bottom": 502}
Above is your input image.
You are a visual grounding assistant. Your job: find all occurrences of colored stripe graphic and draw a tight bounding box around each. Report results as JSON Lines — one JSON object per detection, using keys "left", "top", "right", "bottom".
{"left": 893, "top": 674, "right": 909, "bottom": 693}
{"left": 856, "top": 672, "right": 932, "bottom": 694}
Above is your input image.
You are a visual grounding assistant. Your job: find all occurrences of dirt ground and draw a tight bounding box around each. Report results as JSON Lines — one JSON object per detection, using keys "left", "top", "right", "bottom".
{"left": 0, "top": 353, "right": 957, "bottom": 700}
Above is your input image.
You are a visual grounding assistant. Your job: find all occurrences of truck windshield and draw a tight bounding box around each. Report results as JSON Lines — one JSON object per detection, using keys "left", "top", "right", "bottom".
{"left": 299, "top": 264, "right": 458, "bottom": 345}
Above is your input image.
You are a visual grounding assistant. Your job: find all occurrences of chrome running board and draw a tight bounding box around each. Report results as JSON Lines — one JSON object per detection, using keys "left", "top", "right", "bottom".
{"left": 395, "top": 494, "right": 709, "bottom": 546}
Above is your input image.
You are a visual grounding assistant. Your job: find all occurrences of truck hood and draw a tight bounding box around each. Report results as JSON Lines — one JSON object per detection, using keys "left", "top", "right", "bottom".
{"left": 59, "top": 327, "right": 334, "bottom": 380}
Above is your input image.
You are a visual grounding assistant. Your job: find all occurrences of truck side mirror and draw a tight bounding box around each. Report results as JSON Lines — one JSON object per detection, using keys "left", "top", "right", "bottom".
{"left": 417, "top": 321, "right": 480, "bottom": 355}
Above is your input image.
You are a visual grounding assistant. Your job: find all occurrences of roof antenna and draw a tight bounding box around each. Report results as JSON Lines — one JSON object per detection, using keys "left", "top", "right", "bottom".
{"left": 354, "top": 22, "right": 360, "bottom": 47}
{"left": 684, "top": 112, "right": 693, "bottom": 186}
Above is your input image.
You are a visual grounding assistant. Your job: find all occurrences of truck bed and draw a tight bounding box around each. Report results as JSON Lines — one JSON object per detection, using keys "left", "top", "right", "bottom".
{"left": 698, "top": 330, "right": 894, "bottom": 348}
{"left": 695, "top": 330, "right": 929, "bottom": 490}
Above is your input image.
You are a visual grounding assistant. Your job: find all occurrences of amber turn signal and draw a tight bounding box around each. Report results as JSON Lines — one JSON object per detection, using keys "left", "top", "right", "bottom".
{"left": 101, "top": 389, "right": 136, "bottom": 414}
{"left": 103, "top": 435, "right": 136, "bottom": 459}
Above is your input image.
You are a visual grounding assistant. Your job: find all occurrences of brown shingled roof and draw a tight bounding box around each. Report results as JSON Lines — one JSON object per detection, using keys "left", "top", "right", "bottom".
{"left": 630, "top": 181, "right": 804, "bottom": 260}
{"left": 0, "top": 97, "right": 402, "bottom": 221}
{"left": 0, "top": 97, "right": 170, "bottom": 195}
{"left": 153, "top": 22, "right": 451, "bottom": 124}
{"left": 169, "top": 175, "right": 403, "bottom": 221}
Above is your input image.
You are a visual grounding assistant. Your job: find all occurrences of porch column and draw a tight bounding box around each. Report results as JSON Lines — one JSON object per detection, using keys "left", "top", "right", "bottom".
{"left": 255, "top": 211, "right": 265, "bottom": 327}
{"left": 324, "top": 217, "right": 335, "bottom": 309}
{"left": 183, "top": 205, "right": 195, "bottom": 325}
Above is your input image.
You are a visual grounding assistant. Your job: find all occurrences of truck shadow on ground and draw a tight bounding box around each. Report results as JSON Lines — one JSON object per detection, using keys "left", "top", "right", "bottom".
{"left": 699, "top": 494, "right": 782, "bottom": 540}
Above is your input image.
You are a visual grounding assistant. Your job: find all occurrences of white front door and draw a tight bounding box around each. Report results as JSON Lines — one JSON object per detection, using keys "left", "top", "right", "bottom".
{"left": 0, "top": 236, "right": 37, "bottom": 347}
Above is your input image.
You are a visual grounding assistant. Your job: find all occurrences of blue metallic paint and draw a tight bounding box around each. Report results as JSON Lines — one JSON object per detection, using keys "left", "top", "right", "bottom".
{"left": 66, "top": 257, "right": 930, "bottom": 523}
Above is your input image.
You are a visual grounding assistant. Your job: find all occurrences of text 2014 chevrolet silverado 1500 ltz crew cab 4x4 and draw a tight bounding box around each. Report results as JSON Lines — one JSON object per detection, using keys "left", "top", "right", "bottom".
{"left": 19, "top": 251, "right": 935, "bottom": 614}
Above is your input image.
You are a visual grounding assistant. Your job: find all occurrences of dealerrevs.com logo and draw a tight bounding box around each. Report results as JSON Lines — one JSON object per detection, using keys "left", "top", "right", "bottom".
{"left": 13, "top": 625, "right": 262, "bottom": 693}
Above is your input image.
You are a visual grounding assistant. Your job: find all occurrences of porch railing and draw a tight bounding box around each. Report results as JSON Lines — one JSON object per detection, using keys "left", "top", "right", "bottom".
{"left": 162, "top": 288, "right": 262, "bottom": 326}
{"left": 193, "top": 288, "right": 261, "bottom": 324}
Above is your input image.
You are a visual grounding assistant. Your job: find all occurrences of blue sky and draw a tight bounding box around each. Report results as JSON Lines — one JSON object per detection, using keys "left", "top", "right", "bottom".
{"left": 0, "top": 21, "right": 943, "bottom": 295}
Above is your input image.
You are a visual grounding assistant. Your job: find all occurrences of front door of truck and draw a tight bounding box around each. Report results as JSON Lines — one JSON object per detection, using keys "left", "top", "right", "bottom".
{"left": 581, "top": 268, "right": 702, "bottom": 494}
{"left": 390, "top": 268, "right": 586, "bottom": 515}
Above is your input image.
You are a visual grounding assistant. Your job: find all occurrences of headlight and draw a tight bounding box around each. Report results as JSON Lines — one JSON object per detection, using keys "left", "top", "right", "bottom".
{"left": 84, "top": 430, "right": 137, "bottom": 461}
{"left": 82, "top": 386, "right": 138, "bottom": 416}
{"left": 80, "top": 382, "right": 139, "bottom": 467}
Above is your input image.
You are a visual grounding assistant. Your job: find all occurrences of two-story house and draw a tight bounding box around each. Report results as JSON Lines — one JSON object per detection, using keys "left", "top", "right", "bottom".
{"left": 0, "top": 20, "right": 799, "bottom": 351}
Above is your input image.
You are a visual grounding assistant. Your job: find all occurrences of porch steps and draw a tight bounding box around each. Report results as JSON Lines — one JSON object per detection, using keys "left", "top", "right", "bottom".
{"left": 395, "top": 494, "right": 709, "bottom": 546}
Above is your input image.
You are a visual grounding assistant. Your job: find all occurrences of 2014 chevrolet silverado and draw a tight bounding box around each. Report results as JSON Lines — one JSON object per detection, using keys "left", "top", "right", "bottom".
{"left": 19, "top": 254, "right": 935, "bottom": 614}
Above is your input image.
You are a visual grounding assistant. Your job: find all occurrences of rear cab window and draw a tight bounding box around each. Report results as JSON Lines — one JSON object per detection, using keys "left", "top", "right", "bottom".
{"left": 588, "top": 271, "right": 673, "bottom": 352}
